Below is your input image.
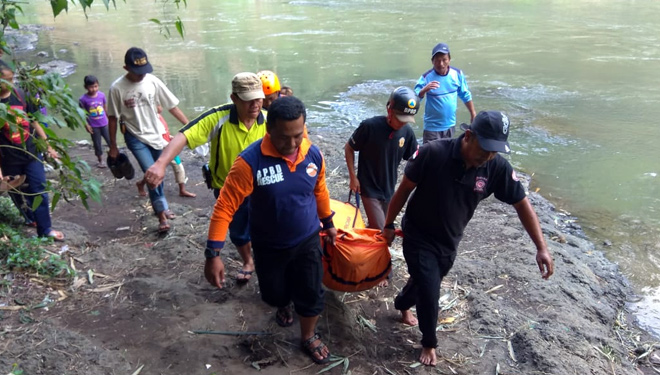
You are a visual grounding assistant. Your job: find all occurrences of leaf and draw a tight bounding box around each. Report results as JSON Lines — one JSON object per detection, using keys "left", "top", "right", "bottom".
{"left": 80, "top": 0, "right": 94, "bottom": 11}
{"left": 50, "top": 0, "right": 69, "bottom": 17}
{"left": 439, "top": 317, "right": 456, "bottom": 324}
{"left": 51, "top": 192, "right": 61, "bottom": 212}
{"left": 149, "top": 18, "right": 162, "bottom": 25}
{"left": 31, "top": 195, "right": 43, "bottom": 212}
{"left": 316, "top": 358, "right": 345, "bottom": 374}
{"left": 175, "top": 16, "right": 185, "bottom": 38}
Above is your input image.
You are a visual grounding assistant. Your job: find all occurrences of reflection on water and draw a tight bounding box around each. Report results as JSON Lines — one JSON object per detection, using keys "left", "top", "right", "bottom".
{"left": 19, "top": 0, "right": 660, "bottom": 336}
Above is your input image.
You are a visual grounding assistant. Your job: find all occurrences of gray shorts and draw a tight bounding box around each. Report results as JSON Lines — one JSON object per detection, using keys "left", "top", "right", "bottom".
{"left": 423, "top": 126, "right": 455, "bottom": 144}
{"left": 361, "top": 196, "right": 390, "bottom": 230}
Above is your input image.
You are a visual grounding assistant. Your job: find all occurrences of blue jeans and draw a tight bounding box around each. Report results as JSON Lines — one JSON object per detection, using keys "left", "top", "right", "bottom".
{"left": 124, "top": 131, "right": 168, "bottom": 214}
{"left": 2, "top": 158, "right": 52, "bottom": 236}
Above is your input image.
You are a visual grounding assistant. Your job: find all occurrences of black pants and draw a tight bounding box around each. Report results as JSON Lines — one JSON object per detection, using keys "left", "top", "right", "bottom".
{"left": 394, "top": 228, "right": 456, "bottom": 348}
{"left": 253, "top": 231, "right": 324, "bottom": 317}
{"left": 90, "top": 125, "right": 111, "bottom": 157}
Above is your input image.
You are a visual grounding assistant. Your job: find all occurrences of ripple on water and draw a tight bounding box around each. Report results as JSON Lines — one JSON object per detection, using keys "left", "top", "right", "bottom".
{"left": 630, "top": 285, "right": 660, "bottom": 338}
{"left": 308, "top": 79, "right": 417, "bottom": 131}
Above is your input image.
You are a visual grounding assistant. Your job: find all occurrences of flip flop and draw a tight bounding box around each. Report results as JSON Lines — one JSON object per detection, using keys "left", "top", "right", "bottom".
{"left": 158, "top": 221, "right": 170, "bottom": 233}
{"left": 235, "top": 269, "right": 253, "bottom": 284}
{"left": 154, "top": 210, "right": 176, "bottom": 219}
{"left": 301, "top": 333, "right": 330, "bottom": 364}
{"left": 47, "top": 230, "right": 65, "bottom": 242}
{"left": 275, "top": 304, "right": 294, "bottom": 327}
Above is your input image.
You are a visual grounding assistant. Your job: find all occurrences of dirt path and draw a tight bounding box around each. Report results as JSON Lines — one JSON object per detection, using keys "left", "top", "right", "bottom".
{"left": 1, "top": 130, "right": 659, "bottom": 375}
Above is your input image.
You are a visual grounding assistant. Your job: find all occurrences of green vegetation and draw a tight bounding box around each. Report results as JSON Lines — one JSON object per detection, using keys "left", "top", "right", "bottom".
{"left": 0, "top": 197, "right": 73, "bottom": 278}
{"left": 0, "top": 222, "right": 74, "bottom": 278}
{"left": 0, "top": 1, "right": 185, "bottom": 281}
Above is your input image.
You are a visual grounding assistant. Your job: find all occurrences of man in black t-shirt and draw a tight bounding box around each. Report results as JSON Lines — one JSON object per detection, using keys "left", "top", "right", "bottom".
{"left": 344, "top": 86, "right": 419, "bottom": 230}
{"left": 382, "top": 110, "right": 554, "bottom": 366}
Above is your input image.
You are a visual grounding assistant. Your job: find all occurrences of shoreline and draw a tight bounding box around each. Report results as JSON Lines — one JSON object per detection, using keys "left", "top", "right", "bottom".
{"left": 2, "top": 23, "right": 659, "bottom": 372}
{"left": 1, "top": 129, "right": 659, "bottom": 373}
{"left": 313, "top": 127, "right": 660, "bottom": 373}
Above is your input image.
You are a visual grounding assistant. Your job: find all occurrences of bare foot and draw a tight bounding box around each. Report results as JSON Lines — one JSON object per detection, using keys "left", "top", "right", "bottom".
{"left": 136, "top": 179, "right": 147, "bottom": 196}
{"left": 401, "top": 310, "right": 418, "bottom": 326}
{"left": 419, "top": 347, "right": 437, "bottom": 366}
{"left": 178, "top": 186, "right": 196, "bottom": 198}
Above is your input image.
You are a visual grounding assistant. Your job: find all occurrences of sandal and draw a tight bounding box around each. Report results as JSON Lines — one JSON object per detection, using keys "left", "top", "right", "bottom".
{"left": 158, "top": 220, "right": 170, "bottom": 233}
{"left": 159, "top": 209, "right": 175, "bottom": 220}
{"left": 235, "top": 269, "right": 254, "bottom": 284}
{"left": 275, "top": 304, "right": 294, "bottom": 327}
{"left": 47, "top": 230, "right": 65, "bottom": 242}
{"left": 157, "top": 211, "right": 171, "bottom": 233}
{"left": 301, "top": 333, "right": 330, "bottom": 364}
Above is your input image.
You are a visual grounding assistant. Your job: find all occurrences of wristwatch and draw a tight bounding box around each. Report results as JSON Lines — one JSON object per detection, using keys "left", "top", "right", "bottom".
{"left": 204, "top": 247, "right": 220, "bottom": 259}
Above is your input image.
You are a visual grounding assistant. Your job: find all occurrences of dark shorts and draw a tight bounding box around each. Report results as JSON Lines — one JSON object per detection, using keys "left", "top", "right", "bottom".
{"left": 252, "top": 231, "right": 324, "bottom": 317}
{"left": 360, "top": 196, "right": 389, "bottom": 230}
{"left": 422, "top": 127, "right": 455, "bottom": 144}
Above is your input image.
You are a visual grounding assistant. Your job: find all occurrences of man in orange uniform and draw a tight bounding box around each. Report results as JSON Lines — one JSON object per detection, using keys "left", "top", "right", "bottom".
{"left": 204, "top": 96, "right": 337, "bottom": 365}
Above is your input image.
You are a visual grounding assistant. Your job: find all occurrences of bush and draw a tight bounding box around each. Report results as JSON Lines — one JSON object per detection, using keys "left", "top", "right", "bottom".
{"left": 0, "top": 196, "right": 24, "bottom": 225}
{"left": 0, "top": 223, "right": 74, "bottom": 278}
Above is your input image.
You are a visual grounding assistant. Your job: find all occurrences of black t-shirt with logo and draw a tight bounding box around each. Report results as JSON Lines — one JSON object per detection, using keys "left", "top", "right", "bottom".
{"left": 348, "top": 116, "right": 418, "bottom": 200}
{"left": 402, "top": 134, "right": 526, "bottom": 253}
{"left": 0, "top": 88, "right": 39, "bottom": 165}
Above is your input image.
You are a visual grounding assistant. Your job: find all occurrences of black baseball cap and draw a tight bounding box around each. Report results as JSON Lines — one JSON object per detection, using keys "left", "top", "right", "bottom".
{"left": 124, "top": 47, "right": 153, "bottom": 75}
{"left": 387, "top": 86, "right": 420, "bottom": 124}
{"left": 461, "top": 111, "right": 511, "bottom": 154}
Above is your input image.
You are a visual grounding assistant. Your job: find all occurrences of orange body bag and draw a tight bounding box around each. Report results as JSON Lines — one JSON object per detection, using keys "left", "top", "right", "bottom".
{"left": 329, "top": 191, "right": 365, "bottom": 230}
{"left": 321, "top": 192, "right": 391, "bottom": 292}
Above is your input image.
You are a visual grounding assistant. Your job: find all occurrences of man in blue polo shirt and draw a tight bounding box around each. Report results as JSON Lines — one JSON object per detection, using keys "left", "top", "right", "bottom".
{"left": 383, "top": 110, "right": 554, "bottom": 366}
{"left": 415, "top": 43, "right": 477, "bottom": 144}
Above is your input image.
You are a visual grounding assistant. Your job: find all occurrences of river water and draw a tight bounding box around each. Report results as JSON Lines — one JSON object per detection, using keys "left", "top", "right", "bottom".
{"left": 22, "top": 0, "right": 660, "bottom": 336}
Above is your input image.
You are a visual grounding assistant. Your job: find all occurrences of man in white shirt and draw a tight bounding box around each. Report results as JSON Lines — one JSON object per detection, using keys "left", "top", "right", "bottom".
{"left": 107, "top": 47, "right": 189, "bottom": 233}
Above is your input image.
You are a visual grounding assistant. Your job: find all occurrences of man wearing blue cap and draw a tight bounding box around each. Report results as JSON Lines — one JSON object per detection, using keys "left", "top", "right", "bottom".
{"left": 415, "top": 43, "right": 477, "bottom": 144}
{"left": 382, "top": 111, "right": 554, "bottom": 366}
{"left": 107, "top": 47, "right": 189, "bottom": 233}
